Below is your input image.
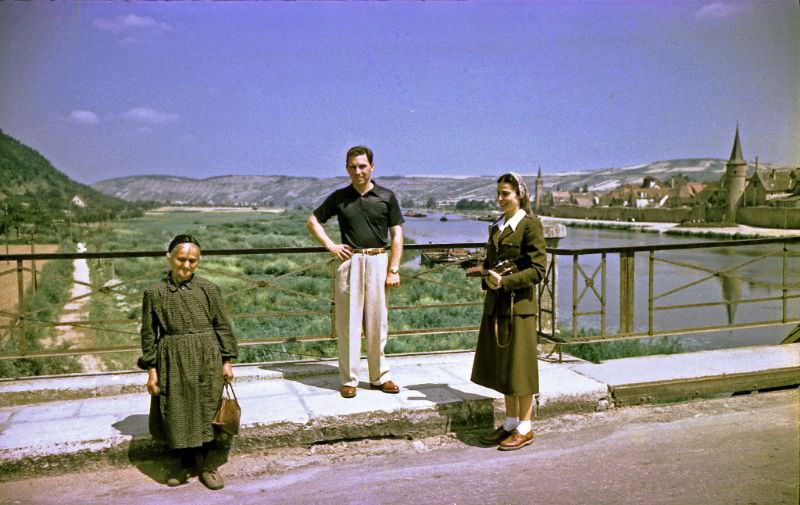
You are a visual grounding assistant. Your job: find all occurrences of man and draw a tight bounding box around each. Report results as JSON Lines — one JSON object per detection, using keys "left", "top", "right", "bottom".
{"left": 307, "top": 146, "right": 404, "bottom": 399}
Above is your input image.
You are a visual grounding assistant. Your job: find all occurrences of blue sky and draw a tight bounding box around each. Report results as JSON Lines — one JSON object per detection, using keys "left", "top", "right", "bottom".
{"left": 0, "top": 1, "right": 797, "bottom": 184}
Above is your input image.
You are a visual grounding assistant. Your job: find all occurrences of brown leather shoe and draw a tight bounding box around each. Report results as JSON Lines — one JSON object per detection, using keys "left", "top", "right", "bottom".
{"left": 479, "top": 426, "right": 513, "bottom": 446}
{"left": 340, "top": 385, "right": 357, "bottom": 398}
{"left": 498, "top": 430, "right": 534, "bottom": 451}
{"left": 370, "top": 380, "right": 400, "bottom": 394}
{"left": 199, "top": 469, "right": 224, "bottom": 490}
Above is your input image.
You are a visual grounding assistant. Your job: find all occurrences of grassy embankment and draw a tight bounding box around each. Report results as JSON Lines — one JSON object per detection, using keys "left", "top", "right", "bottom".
{"left": 81, "top": 209, "right": 483, "bottom": 370}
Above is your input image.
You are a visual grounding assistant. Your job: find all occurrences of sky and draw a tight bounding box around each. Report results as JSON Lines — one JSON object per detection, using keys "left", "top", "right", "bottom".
{"left": 0, "top": 1, "right": 798, "bottom": 184}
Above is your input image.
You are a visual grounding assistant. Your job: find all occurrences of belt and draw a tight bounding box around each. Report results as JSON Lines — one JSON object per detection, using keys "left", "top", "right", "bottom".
{"left": 351, "top": 248, "right": 386, "bottom": 255}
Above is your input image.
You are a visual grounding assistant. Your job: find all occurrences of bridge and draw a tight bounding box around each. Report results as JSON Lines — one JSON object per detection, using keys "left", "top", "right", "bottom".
{"left": 0, "top": 238, "right": 798, "bottom": 479}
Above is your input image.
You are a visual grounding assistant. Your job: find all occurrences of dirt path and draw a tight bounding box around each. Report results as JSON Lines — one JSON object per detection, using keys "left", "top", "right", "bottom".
{"left": 42, "top": 243, "right": 106, "bottom": 372}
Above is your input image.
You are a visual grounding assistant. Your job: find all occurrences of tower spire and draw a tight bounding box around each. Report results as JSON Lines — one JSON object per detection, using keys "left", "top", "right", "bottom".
{"left": 729, "top": 122, "right": 744, "bottom": 162}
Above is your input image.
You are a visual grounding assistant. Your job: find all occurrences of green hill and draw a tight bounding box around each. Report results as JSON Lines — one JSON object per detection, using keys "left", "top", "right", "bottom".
{"left": 0, "top": 129, "right": 147, "bottom": 240}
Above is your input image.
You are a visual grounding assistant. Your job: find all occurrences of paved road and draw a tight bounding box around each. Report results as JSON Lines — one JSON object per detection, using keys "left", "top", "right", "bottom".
{"left": 3, "top": 389, "right": 797, "bottom": 505}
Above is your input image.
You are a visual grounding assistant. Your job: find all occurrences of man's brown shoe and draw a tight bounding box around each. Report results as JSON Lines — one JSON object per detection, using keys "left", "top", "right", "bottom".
{"left": 498, "top": 430, "right": 534, "bottom": 451}
{"left": 340, "top": 385, "right": 357, "bottom": 398}
{"left": 478, "top": 426, "right": 513, "bottom": 446}
{"left": 370, "top": 380, "right": 400, "bottom": 394}
{"left": 199, "top": 470, "right": 224, "bottom": 490}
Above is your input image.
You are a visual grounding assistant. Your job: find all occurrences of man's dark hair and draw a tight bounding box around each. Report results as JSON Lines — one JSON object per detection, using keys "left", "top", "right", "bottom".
{"left": 346, "top": 145, "right": 373, "bottom": 166}
{"left": 168, "top": 234, "right": 201, "bottom": 253}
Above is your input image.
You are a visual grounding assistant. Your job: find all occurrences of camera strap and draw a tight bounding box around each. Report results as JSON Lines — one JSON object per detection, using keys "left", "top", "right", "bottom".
{"left": 493, "top": 292, "right": 515, "bottom": 348}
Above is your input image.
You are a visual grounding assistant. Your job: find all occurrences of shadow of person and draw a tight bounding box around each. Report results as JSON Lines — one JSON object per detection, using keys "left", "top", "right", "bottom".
{"left": 402, "top": 382, "right": 497, "bottom": 448}
{"left": 113, "top": 413, "right": 235, "bottom": 485}
{"left": 260, "top": 361, "right": 342, "bottom": 393}
{"left": 113, "top": 413, "right": 182, "bottom": 485}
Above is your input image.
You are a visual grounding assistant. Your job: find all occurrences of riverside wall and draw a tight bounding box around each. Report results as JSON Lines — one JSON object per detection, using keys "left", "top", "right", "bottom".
{"left": 737, "top": 207, "right": 800, "bottom": 229}
{"left": 541, "top": 205, "right": 696, "bottom": 223}
{"left": 542, "top": 205, "right": 800, "bottom": 229}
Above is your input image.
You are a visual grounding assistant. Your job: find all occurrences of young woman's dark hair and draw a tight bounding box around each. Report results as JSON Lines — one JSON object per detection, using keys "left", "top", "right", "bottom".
{"left": 496, "top": 172, "right": 532, "bottom": 215}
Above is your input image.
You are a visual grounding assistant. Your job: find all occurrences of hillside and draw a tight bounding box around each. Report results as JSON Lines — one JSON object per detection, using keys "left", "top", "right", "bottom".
{"left": 92, "top": 157, "right": 781, "bottom": 208}
{"left": 0, "top": 130, "right": 145, "bottom": 235}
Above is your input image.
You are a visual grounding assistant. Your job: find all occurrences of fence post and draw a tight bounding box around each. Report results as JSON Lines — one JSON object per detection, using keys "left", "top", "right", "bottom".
{"left": 330, "top": 261, "right": 336, "bottom": 339}
{"left": 619, "top": 250, "right": 635, "bottom": 335}
{"left": 782, "top": 242, "right": 788, "bottom": 323}
{"left": 648, "top": 250, "right": 654, "bottom": 335}
{"left": 30, "top": 242, "right": 37, "bottom": 293}
{"left": 16, "top": 259, "right": 26, "bottom": 355}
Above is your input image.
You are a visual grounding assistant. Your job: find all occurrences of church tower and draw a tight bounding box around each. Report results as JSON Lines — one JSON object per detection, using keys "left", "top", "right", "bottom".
{"left": 534, "top": 165, "right": 543, "bottom": 212}
{"left": 724, "top": 124, "right": 747, "bottom": 223}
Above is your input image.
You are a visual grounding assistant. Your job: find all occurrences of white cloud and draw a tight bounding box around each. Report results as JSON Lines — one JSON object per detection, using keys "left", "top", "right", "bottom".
{"left": 122, "top": 107, "right": 179, "bottom": 124}
{"left": 93, "top": 14, "right": 172, "bottom": 33}
{"left": 694, "top": 2, "right": 749, "bottom": 19}
{"left": 69, "top": 109, "right": 99, "bottom": 124}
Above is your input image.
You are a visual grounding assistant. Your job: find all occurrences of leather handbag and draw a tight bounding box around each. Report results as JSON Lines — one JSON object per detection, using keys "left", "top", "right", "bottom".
{"left": 212, "top": 382, "right": 241, "bottom": 435}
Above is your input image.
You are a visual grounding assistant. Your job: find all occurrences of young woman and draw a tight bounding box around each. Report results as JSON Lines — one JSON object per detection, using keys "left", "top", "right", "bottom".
{"left": 139, "top": 234, "right": 238, "bottom": 489}
{"left": 471, "top": 173, "right": 547, "bottom": 451}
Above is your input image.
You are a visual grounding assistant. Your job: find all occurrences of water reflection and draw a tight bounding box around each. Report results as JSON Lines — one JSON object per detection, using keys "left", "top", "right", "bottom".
{"left": 402, "top": 213, "right": 799, "bottom": 351}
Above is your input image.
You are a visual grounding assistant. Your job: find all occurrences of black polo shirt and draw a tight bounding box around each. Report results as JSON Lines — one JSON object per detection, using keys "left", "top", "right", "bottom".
{"left": 313, "top": 183, "right": 404, "bottom": 248}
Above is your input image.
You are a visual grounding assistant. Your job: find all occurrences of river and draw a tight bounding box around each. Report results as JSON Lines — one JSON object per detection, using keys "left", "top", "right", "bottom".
{"left": 402, "top": 212, "right": 800, "bottom": 351}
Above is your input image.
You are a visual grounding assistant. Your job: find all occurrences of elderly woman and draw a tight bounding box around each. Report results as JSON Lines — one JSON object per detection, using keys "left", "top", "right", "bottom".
{"left": 139, "top": 234, "right": 238, "bottom": 489}
{"left": 471, "top": 173, "right": 547, "bottom": 451}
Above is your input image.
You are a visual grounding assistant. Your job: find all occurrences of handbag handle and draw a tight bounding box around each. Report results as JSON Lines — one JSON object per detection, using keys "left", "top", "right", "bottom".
{"left": 222, "top": 382, "right": 238, "bottom": 402}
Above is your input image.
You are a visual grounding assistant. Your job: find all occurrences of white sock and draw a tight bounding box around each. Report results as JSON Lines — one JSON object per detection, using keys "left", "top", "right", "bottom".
{"left": 516, "top": 420, "right": 532, "bottom": 435}
{"left": 502, "top": 416, "right": 519, "bottom": 431}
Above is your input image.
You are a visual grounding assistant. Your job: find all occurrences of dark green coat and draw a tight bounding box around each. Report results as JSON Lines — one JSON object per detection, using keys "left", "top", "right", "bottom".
{"left": 471, "top": 214, "right": 547, "bottom": 395}
{"left": 140, "top": 274, "right": 238, "bottom": 449}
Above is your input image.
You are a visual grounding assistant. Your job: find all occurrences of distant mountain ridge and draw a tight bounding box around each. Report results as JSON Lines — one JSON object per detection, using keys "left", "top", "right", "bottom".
{"left": 92, "top": 158, "right": 782, "bottom": 208}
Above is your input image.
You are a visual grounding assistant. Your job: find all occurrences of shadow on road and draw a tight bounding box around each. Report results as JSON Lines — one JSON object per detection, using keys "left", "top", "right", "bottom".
{"left": 403, "top": 382, "right": 497, "bottom": 448}
{"left": 112, "top": 413, "right": 234, "bottom": 486}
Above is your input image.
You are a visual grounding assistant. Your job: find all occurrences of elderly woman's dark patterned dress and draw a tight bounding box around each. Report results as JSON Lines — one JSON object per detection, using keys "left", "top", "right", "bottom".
{"left": 139, "top": 274, "right": 238, "bottom": 449}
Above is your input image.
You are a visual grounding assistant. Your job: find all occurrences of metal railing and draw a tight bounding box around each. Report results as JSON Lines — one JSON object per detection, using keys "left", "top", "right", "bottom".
{"left": 1, "top": 237, "right": 798, "bottom": 375}
{"left": 543, "top": 236, "right": 800, "bottom": 349}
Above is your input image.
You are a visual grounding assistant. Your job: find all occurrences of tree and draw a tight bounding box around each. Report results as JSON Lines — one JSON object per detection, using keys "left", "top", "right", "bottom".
{"left": 425, "top": 197, "right": 437, "bottom": 208}
{"left": 401, "top": 197, "right": 415, "bottom": 208}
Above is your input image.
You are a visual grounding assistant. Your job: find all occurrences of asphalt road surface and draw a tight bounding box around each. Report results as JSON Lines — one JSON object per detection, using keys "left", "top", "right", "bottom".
{"left": 2, "top": 388, "right": 797, "bottom": 505}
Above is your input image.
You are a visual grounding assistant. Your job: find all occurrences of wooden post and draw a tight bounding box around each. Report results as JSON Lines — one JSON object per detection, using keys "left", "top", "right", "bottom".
{"left": 16, "top": 259, "right": 26, "bottom": 355}
{"left": 30, "top": 241, "right": 37, "bottom": 293}
{"left": 330, "top": 261, "right": 336, "bottom": 340}
{"left": 619, "top": 250, "right": 635, "bottom": 335}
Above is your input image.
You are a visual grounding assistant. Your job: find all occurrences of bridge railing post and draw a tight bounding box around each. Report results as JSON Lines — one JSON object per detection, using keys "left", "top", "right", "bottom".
{"left": 619, "top": 250, "right": 635, "bottom": 336}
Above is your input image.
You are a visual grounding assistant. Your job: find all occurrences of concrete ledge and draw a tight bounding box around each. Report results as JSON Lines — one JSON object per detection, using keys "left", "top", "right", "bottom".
{"left": 609, "top": 367, "right": 800, "bottom": 406}
{"left": 7, "top": 345, "right": 796, "bottom": 480}
{"left": 568, "top": 343, "right": 800, "bottom": 406}
{"left": 0, "top": 351, "right": 607, "bottom": 479}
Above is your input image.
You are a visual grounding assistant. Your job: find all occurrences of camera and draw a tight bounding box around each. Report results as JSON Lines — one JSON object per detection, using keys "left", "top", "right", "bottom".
{"left": 465, "top": 257, "right": 523, "bottom": 278}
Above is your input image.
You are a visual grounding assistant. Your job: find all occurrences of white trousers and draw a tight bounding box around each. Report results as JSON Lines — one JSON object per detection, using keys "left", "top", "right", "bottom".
{"left": 334, "top": 253, "right": 391, "bottom": 387}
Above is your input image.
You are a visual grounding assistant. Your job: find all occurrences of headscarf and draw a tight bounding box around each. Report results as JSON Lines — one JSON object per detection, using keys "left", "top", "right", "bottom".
{"left": 498, "top": 172, "right": 532, "bottom": 216}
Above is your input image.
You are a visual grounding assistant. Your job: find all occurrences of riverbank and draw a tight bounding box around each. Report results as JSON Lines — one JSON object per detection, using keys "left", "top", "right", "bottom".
{"left": 539, "top": 217, "right": 800, "bottom": 239}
